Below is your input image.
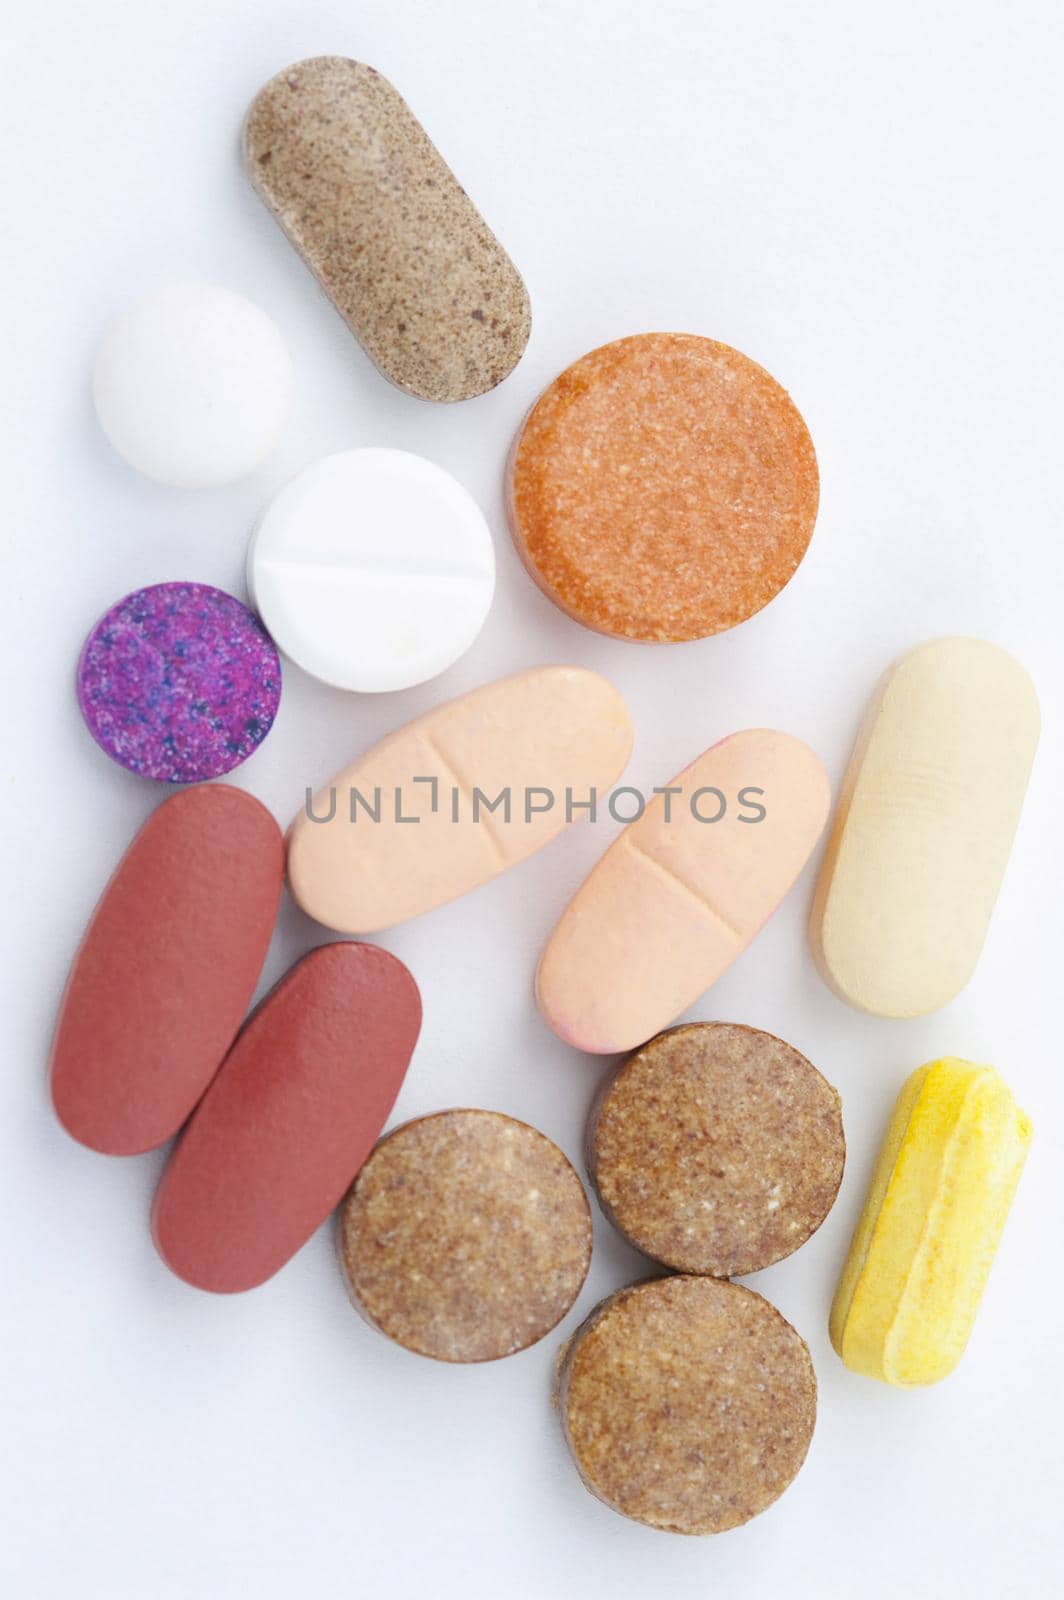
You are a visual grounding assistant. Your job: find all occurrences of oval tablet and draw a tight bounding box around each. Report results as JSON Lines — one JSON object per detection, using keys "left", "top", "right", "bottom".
{"left": 247, "top": 448, "right": 495, "bottom": 692}
{"left": 507, "top": 333, "right": 818, "bottom": 641}
{"left": 340, "top": 1110, "right": 592, "bottom": 1362}
{"left": 287, "top": 667, "right": 633, "bottom": 933}
{"left": 558, "top": 1276, "right": 817, "bottom": 1534}
{"left": 537, "top": 731, "right": 830, "bottom": 1054}
{"left": 153, "top": 943, "right": 421, "bottom": 1292}
{"left": 51, "top": 786, "right": 283, "bottom": 1155}
{"left": 244, "top": 57, "right": 531, "bottom": 403}
{"left": 810, "top": 638, "right": 1040, "bottom": 1018}
{"left": 588, "top": 1023, "right": 844, "bottom": 1276}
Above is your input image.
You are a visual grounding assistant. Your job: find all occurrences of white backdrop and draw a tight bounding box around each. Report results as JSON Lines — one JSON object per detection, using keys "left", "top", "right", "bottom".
{"left": 3, "top": 3, "right": 1062, "bottom": 1596}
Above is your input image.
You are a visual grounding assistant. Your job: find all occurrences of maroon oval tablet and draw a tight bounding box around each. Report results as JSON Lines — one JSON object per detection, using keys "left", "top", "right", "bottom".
{"left": 152, "top": 942, "right": 422, "bottom": 1292}
{"left": 51, "top": 786, "right": 284, "bottom": 1155}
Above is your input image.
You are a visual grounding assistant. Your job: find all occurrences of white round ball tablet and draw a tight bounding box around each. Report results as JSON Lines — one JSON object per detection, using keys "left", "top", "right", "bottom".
{"left": 93, "top": 283, "right": 292, "bottom": 488}
{"left": 247, "top": 448, "right": 496, "bottom": 693}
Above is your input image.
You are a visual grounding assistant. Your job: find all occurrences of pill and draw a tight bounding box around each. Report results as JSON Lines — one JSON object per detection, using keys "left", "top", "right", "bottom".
{"left": 287, "top": 666, "right": 632, "bottom": 933}
{"left": 810, "top": 637, "right": 1040, "bottom": 1018}
{"left": 830, "top": 1058, "right": 1031, "bottom": 1386}
{"left": 92, "top": 283, "right": 292, "bottom": 488}
{"left": 506, "top": 333, "right": 818, "bottom": 641}
{"left": 537, "top": 730, "right": 830, "bottom": 1054}
{"left": 50, "top": 786, "right": 283, "bottom": 1155}
{"left": 152, "top": 942, "right": 421, "bottom": 1292}
{"left": 588, "top": 1023, "right": 844, "bottom": 1276}
{"left": 77, "top": 582, "right": 282, "bottom": 783}
{"left": 244, "top": 57, "right": 531, "bottom": 403}
{"left": 340, "top": 1109, "right": 592, "bottom": 1361}
{"left": 247, "top": 448, "right": 495, "bottom": 692}
{"left": 558, "top": 1276, "right": 816, "bottom": 1534}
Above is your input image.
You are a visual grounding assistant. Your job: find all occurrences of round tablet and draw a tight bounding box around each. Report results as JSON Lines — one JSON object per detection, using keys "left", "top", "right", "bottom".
{"left": 93, "top": 283, "right": 292, "bottom": 488}
{"left": 588, "top": 1023, "right": 844, "bottom": 1276}
{"left": 558, "top": 1276, "right": 817, "bottom": 1535}
{"left": 77, "top": 582, "right": 282, "bottom": 783}
{"left": 248, "top": 448, "right": 496, "bottom": 692}
{"left": 506, "top": 333, "right": 818, "bottom": 642}
{"left": 339, "top": 1109, "right": 592, "bottom": 1361}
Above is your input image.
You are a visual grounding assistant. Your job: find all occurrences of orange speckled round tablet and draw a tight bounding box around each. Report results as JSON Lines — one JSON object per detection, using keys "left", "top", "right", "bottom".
{"left": 506, "top": 334, "right": 819, "bottom": 642}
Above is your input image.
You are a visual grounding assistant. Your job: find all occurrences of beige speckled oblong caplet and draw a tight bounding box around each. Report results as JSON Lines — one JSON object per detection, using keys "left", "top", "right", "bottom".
{"left": 339, "top": 1110, "right": 592, "bottom": 1362}
{"left": 244, "top": 57, "right": 531, "bottom": 402}
{"left": 558, "top": 1276, "right": 816, "bottom": 1534}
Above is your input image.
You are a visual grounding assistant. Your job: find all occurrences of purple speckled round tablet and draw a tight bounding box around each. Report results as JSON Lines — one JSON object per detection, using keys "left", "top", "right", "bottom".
{"left": 77, "top": 583, "right": 282, "bottom": 783}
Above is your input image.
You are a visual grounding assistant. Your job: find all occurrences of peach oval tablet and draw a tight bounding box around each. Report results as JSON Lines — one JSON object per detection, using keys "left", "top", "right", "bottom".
{"left": 287, "top": 666, "right": 633, "bottom": 934}
{"left": 810, "top": 638, "right": 1040, "bottom": 1018}
{"left": 558, "top": 1276, "right": 817, "bottom": 1534}
{"left": 152, "top": 943, "right": 421, "bottom": 1292}
{"left": 537, "top": 731, "right": 831, "bottom": 1054}
{"left": 340, "top": 1109, "right": 592, "bottom": 1361}
{"left": 506, "top": 333, "right": 818, "bottom": 642}
{"left": 244, "top": 57, "right": 531, "bottom": 403}
{"left": 50, "top": 786, "right": 283, "bottom": 1156}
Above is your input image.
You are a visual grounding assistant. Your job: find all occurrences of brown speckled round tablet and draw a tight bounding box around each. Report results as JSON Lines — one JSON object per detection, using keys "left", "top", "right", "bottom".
{"left": 339, "top": 1110, "right": 592, "bottom": 1362}
{"left": 558, "top": 1276, "right": 816, "bottom": 1534}
{"left": 588, "top": 1023, "right": 844, "bottom": 1276}
{"left": 506, "top": 333, "right": 818, "bottom": 641}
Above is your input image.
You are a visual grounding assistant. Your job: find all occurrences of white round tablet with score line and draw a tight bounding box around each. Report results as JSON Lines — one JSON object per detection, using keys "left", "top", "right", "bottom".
{"left": 247, "top": 448, "right": 496, "bottom": 692}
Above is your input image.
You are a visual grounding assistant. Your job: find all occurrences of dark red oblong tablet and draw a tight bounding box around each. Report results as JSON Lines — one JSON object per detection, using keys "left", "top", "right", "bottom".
{"left": 151, "top": 942, "right": 422, "bottom": 1292}
{"left": 51, "top": 786, "right": 284, "bottom": 1156}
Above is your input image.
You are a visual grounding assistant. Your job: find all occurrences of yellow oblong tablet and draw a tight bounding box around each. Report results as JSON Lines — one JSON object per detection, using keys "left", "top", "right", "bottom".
{"left": 830, "top": 1058, "right": 1031, "bottom": 1386}
{"left": 810, "top": 637, "right": 1039, "bottom": 1018}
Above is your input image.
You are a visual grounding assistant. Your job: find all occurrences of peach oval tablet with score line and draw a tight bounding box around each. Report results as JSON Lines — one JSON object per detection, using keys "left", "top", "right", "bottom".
{"left": 537, "top": 730, "right": 831, "bottom": 1055}
{"left": 286, "top": 666, "right": 633, "bottom": 933}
